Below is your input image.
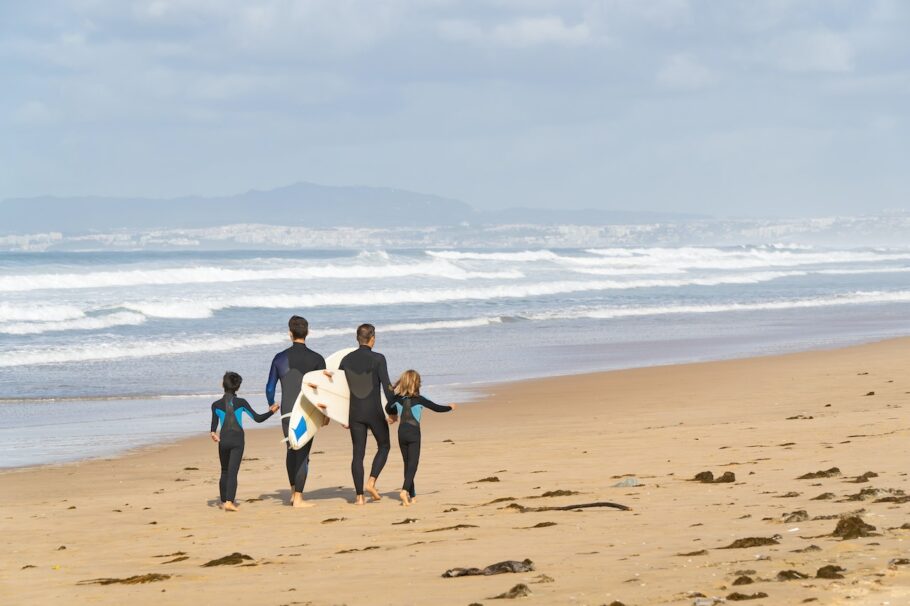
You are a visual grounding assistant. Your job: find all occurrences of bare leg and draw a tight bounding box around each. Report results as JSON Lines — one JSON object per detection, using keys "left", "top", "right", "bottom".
{"left": 353, "top": 494, "right": 366, "bottom": 506}
{"left": 365, "top": 476, "right": 382, "bottom": 502}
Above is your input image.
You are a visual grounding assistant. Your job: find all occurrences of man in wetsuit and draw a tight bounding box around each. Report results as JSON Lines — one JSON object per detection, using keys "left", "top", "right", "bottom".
{"left": 338, "top": 323, "right": 396, "bottom": 505}
{"left": 266, "top": 315, "right": 326, "bottom": 508}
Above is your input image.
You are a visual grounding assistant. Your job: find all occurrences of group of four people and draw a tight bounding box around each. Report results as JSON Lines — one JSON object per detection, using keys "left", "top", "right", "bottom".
{"left": 210, "top": 316, "right": 456, "bottom": 511}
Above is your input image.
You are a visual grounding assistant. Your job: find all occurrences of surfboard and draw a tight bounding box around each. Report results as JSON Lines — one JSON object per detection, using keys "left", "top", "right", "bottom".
{"left": 281, "top": 388, "right": 324, "bottom": 450}
{"left": 301, "top": 346, "right": 391, "bottom": 426}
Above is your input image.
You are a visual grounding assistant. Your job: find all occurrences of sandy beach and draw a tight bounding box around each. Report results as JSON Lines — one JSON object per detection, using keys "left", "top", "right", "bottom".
{"left": 3, "top": 338, "right": 910, "bottom": 605}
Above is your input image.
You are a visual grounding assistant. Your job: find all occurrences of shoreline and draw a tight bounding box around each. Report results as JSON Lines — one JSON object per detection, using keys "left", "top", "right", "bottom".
{"left": 5, "top": 333, "right": 910, "bottom": 471}
{"left": 4, "top": 336, "right": 910, "bottom": 605}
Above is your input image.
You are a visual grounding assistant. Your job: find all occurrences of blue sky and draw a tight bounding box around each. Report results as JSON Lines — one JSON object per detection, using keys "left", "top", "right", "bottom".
{"left": 3, "top": 0, "right": 908, "bottom": 216}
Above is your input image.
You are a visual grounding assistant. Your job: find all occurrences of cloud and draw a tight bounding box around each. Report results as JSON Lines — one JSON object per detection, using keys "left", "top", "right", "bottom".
{"left": 656, "top": 54, "right": 714, "bottom": 90}
{"left": 770, "top": 29, "right": 855, "bottom": 73}
{"left": 439, "top": 16, "right": 598, "bottom": 48}
{"left": 13, "top": 101, "right": 59, "bottom": 126}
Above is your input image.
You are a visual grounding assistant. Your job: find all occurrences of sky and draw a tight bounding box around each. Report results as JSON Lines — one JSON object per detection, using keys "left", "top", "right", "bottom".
{"left": 2, "top": 0, "right": 909, "bottom": 217}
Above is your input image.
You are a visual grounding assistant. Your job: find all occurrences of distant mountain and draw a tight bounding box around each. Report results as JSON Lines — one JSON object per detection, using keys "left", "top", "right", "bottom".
{"left": 0, "top": 182, "right": 705, "bottom": 235}
{"left": 0, "top": 182, "right": 474, "bottom": 234}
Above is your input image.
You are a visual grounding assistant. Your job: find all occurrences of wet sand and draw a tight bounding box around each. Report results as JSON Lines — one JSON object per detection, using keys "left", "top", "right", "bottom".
{"left": 3, "top": 338, "right": 910, "bottom": 605}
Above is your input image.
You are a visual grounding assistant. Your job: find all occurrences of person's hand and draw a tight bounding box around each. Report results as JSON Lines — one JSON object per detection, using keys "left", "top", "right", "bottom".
{"left": 387, "top": 415, "right": 397, "bottom": 425}
{"left": 343, "top": 424, "right": 349, "bottom": 429}
{"left": 321, "top": 415, "right": 331, "bottom": 427}
{"left": 210, "top": 432, "right": 220, "bottom": 443}
{"left": 269, "top": 404, "right": 280, "bottom": 413}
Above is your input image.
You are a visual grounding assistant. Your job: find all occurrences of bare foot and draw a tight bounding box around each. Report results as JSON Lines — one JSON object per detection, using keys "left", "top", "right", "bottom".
{"left": 223, "top": 501, "right": 238, "bottom": 512}
{"left": 399, "top": 490, "right": 411, "bottom": 507}
{"left": 365, "top": 479, "right": 382, "bottom": 502}
{"left": 353, "top": 495, "right": 366, "bottom": 506}
{"left": 292, "top": 493, "right": 315, "bottom": 508}
{"left": 410, "top": 496, "right": 417, "bottom": 504}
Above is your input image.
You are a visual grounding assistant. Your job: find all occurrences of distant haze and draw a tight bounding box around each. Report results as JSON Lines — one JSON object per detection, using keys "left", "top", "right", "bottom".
{"left": 3, "top": 2, "right": 909, "bottom": 217}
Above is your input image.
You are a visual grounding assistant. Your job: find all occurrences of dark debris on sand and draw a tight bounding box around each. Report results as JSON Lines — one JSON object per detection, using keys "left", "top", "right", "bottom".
{"left": 336, "top": 546, "right": 380, "bottom": 554}
{"left": 816, "top": 565, "right": 846, "bottom": 579}
{"left": 503, "top": 501, "right": 630, "bottom": 513}
{"left": 783, "top": 510, "right": 809, "bottom": 523}
{"left": 810, "top": 492, "right": 835, "bottom": 500}
{"left": 847, "top": 471, "right": 879, "bottom": 483}
{"left": 732, "top": 575, "right": 754, "bottom": 585}
{"left": 321, "top": 517, "right": 345, "bottom": 524}
{"left": 426, "top": 524, "right": 479, "bottom": 533}
{"left": 797, "top": 467, "right": 841, "bottom": 480}
{"left": 792, "top": 544, "right": 822, "bottom": 553}
{"left": 490, "top": 583, "right": 531, "bottom": 599}
{"left": 202, "top": 553, "right": 253, "bottom": 567}
{"left": 676, "top": 550, "right": 709, "bottom": 557}
{"left": 392, "top": 518, "right": 418, "bottom": 525}
{"left": 832, "top": 516, "right": 877, "bottom": 540}
{"left": 470, "top": 476, "right": 501, "bottom": 483}
{"left": 443, "top": 559, "right": 535, "bottom": 578}
{"left": 692, "top": 471, "right": 736, "bottom": 483}
{"left": 776, "top": 570, "right": 810, "bottom": 581}
{"left": 720, "top": 536, "right": 780, "bottom": 549}
{"left": 727, "top": 592, "right": 769, "bottom": 601}
{"left": 78, "top": 573, "right": 170, "bottom": 585}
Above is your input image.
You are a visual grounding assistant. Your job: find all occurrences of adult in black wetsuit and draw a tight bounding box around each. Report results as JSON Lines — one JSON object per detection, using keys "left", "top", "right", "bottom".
{"left": 210, "top": 371, "right": 278, "bottom": 511}
{"left": 337, "top": 323, "right": 396, "bottom": 505}
{"left": 266, "top": 315, "right": 327, "bottom": 508}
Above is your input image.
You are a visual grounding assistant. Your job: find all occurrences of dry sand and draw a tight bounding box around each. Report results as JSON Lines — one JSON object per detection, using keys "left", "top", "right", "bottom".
{"left": 3, "top": 338, "right": 910, "bottom": 605}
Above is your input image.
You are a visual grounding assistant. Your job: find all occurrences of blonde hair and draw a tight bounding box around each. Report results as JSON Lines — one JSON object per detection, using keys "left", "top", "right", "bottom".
{"left": 394, "top": 369, "right": 421, "bottom": 397}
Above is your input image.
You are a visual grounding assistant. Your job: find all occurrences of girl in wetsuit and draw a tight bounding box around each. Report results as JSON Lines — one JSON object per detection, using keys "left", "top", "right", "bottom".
{"left": 385, "top": 370, "right": 456, "bottom": 506}
{"left": 210, "top": 371, "right": 278, "bottom": 511}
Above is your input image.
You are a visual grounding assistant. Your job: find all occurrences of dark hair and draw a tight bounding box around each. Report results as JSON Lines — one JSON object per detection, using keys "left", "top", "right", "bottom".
{"left": 223, "top": 371, "right": 242, "bottom": 392}
{"left": 289, "top": 315, "right": 309, "bottom": 340}
{"left": 356, "top": 323, "right": 375, "bottom": 345}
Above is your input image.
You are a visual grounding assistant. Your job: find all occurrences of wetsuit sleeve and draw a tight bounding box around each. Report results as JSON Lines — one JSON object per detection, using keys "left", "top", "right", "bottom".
{"left": 240, "top": 399, "right": 275, "bottom": 423}
{"left": 266, "top": 355, "right": 280, "bottom": 405}
{"left": 316, "top": 354, "right": 326, "bottom": 371}
{"left": 377, "top": 354, "right": 395, "bottom": 404}
{"left": 210, "top": 403, "right": 219, "bottom": 432}
{"left": 418, "top": 396, "right": 452, "bottom": 413}
{"left": 385, "top": 394, "right": 401, "bottom": 416}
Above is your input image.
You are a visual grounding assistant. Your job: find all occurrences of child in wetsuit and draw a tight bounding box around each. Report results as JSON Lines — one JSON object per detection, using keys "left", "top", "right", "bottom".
{"left": 385, "top": 369, "right": 456, "bottom": 506}
{"left": 210, "top": 371, "right": 278, "bottom": 511}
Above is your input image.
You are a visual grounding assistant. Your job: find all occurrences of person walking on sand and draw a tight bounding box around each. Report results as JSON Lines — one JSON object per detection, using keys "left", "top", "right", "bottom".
{"left": 332, "top": 324, "right": 396, "bottom": 505}
{"left": 385, "top": 369, "right": 456, "bottom": 506}
{"left": 266, "top": 315, "right": 327, "bottom": 508}
{"left": 210, "top": 371, "right": 278, "bottom": 512}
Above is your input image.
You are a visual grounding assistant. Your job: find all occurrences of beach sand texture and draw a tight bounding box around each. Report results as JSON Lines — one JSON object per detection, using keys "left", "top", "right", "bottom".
{"left": 3, "top": 338, "right": 910, "bottom": 605}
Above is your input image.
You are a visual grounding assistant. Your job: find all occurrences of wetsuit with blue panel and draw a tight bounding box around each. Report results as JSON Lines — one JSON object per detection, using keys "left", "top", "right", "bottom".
{"left": 339, "top": 345, "right": 395, "bottom": 496}
{"left": 266, "top": 342, "right": 326, "bottom": 494}
{"left": 210, "top": 394, "right": 275, "bottom": 503}
{"left": 385, "top": 394, "right": 452, "bottom": 498}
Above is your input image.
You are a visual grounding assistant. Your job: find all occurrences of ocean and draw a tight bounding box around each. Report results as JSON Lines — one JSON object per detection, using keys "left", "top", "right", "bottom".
{"left": 1, "top": 244, "right": 909, "bottom": 467}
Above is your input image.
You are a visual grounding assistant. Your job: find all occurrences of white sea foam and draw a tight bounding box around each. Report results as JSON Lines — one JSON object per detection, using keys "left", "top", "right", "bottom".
{"left": 118, "top": 271, "right": 804, "bottom": 319}
{"left": 0, "top": 312, "right": 148, "bottom": 335}
{"left": 526, "top": 290, "right": 910, "bottom": 321}
{"left": 0, "top": 303, "right": 87, "bottom": 323}
{"left": 0, "top": 259, "right": 522, "bottom": 293}
{"left": 0, "top": 317, "right": 505, "bottom": 367}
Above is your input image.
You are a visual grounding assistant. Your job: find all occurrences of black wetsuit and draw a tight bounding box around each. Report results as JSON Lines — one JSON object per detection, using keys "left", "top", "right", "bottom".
{"left": 266, "top": 342, "right": 326, "bottom": 493}
{"left": 339, "top": 345, "right": 395, "bottom": 495}
{"left": 210, "top": 393, "right": 275, "bottom": 503}
{"left": 385, "top": 395, "right": 452, "bottom": 498}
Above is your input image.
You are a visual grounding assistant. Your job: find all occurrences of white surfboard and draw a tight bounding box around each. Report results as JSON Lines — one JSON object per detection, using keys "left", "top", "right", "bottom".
{"left": 281, "top": 388, "right": 324, "bottom": 450}
{"left": 302, "top": 347, "right": 391, "bottom": 426}
{"left": 302, "top": 368, "right": 351, "bottom": 426}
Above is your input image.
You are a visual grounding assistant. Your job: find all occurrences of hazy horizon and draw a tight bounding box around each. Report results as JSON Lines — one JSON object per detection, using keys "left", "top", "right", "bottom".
{"left": 4, "top": 1, "right": 909, "bottom": 217}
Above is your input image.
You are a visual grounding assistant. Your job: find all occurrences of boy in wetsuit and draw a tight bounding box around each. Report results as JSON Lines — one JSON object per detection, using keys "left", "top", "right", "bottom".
{"left": 385, "top": 369, "right": 456, "bottom": 506}
{"left": 210, "top": 371, "right": 278, "bottom": 511}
